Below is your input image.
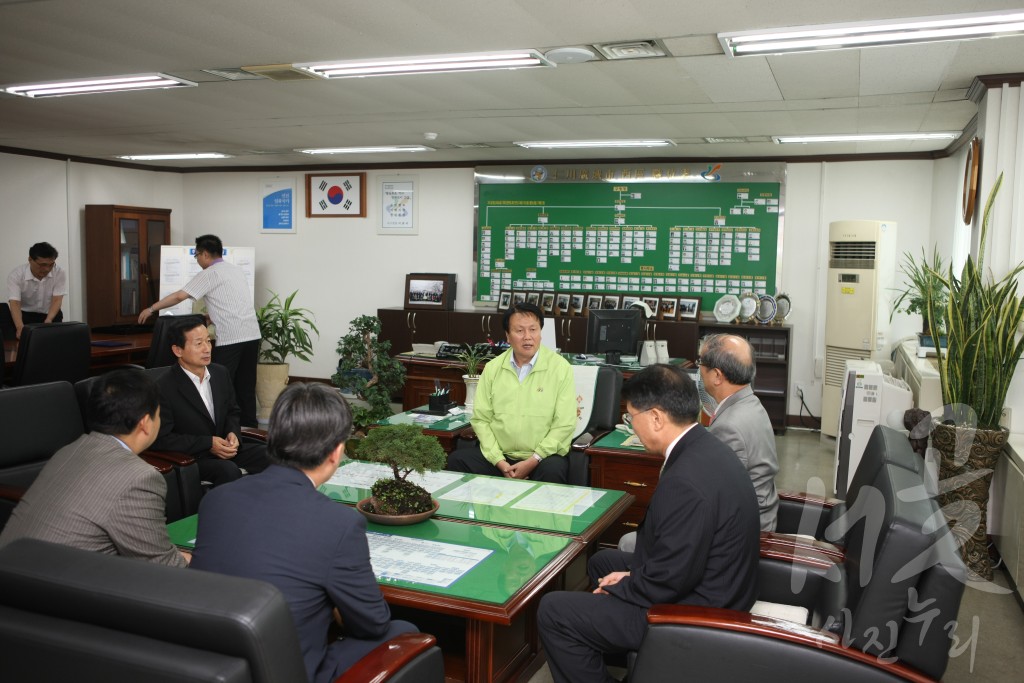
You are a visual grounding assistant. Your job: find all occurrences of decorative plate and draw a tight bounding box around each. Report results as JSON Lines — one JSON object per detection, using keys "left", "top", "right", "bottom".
{"left": 755, "top": 294, "right": 777, "bottom": 324}
{"left": 775, "top": 293, "right": 792, "bottom": 322}
{"left": 738, "top": 292, "right": 759, "bottom": 322}
{"left": 714, "top": 294, "right": 741, "bottom": 323}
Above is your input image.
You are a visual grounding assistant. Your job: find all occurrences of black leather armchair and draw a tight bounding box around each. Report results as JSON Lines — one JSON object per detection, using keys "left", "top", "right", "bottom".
{"left": 0, "top": 381, "right": 83, "bottom": 529}
{"left": 147, "top": 313, "right": 206, "bottom": 368}
{"left": 568, "top": 365, "right": 623, "bottom": 485}
{"left": 0, "top": 538, "right": 444, "bottom": 683}
{"left": 628, "top": 426, "right": 966, "bottom": 682}
{"left": 11, "top": 321, "right": 91, "bottom": 386}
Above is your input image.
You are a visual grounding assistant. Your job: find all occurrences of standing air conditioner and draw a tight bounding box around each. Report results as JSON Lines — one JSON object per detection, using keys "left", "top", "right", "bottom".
{"left": 821, "top": 220, "right": 897, "bottom": 436}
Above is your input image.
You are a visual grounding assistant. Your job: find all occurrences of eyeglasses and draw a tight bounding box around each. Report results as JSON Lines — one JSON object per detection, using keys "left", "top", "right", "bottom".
{"left": 622, "top": 408, "right": 652, "bottom": 426}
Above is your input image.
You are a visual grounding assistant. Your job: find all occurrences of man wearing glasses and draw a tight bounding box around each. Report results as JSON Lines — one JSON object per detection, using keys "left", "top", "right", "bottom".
{"left": 5, "top": 242, "right": 66, "bottom": 339}
{"left": 538, "top": 364, "right": 760, "bottom": 683}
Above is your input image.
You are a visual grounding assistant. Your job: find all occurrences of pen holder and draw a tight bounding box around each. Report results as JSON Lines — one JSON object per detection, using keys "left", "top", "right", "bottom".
{"left": 428, "top": 394, "right": 455, "bottom": 413}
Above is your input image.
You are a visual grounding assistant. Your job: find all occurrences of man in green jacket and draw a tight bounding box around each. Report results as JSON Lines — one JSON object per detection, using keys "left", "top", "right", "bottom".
{"left": 446, "top": 302, "right": 576, "bottom": 483}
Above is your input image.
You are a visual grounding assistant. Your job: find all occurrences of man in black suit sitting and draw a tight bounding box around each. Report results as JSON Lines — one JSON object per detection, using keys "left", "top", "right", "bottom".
{"left": 151, "top": 319, "right": 268, "bottom": 486}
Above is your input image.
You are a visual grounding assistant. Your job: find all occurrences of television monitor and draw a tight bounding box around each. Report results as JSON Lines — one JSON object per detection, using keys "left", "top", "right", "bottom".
{"left": 586, "top": 307, "right": 644, "bottom": 365}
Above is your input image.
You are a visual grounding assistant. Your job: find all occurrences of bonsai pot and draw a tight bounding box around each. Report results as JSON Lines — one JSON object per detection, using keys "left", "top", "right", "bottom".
{"left": 356, "top": 497, "right": 439, "bottom": 526}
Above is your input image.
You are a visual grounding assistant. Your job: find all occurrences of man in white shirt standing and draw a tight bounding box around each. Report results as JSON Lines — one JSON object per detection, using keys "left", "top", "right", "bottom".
{"left": 140, "top": 234, "right": 261, "bottom": 427}
{"left": 5, "top": 242, "right": 67, "bottom": 339}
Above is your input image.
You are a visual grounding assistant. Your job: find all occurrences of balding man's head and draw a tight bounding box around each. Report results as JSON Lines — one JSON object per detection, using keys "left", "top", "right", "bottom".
{"left": 699, "top": 334, "right": 756, "bottom": 386}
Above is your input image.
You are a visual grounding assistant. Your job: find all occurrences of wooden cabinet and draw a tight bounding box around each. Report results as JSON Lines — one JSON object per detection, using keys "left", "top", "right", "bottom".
{"left": 377, "top": 307, "right": 449, "bottom": 353}
{"left": 397, "top": 356, "right": 473, "bottom": 410}
{"left": 698, "top": 321, "right": 792, "bottom": 434}
{"left": 553, "top": 317, "right": 586, "bottom": 353}
{"left": 587, "top": 446, "right": 663, "bottom": 547}
{"left": 644, "top": 319, "right": 699, "bottom": 360}
{"left": 84, "top": 205, "right": 170, "bottom": 329}
{"left": 448, "top": 311, "right": 503, "bottom": 345}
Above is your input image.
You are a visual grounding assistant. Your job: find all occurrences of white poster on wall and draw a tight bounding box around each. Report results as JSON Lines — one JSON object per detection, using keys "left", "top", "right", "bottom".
{"left": 158, "top": 245, "right": 256, "bottom": 317}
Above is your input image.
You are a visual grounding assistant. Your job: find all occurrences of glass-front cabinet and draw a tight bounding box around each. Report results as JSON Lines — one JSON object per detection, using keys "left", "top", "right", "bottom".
{"left": 85, "top": 205, "right": 170, "bottom": 329}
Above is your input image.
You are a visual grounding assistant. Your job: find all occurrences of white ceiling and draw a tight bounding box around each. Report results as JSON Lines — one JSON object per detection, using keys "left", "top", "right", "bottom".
{"left": 1, "top": 0, "right": 1022, "bottom": 169}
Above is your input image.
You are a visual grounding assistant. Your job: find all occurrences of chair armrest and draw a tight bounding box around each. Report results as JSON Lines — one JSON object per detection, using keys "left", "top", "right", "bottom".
{"left": 460, "top": 426, "right": 477, "bottom": 441}
{"left": 777, "top": 490, "right": 846, "bottom": 542}
{"left": 142, "top": 449, "right": 197, "bottom": 467}
{"left": 760, "top": 531, "right": 844, "bottom": 561}
{"left": 0, "top": 484, "right": 25, "bottom": 504}
{"left": 240, "top": 427, "right": 267, "bottom": 443}
{"left": 638, "top": 606, "right": 936, "bottom": 683}
{"left": 137, "top": 453, "right": 173, "bottom": 474}
{"left": 333, "top": 633, "right": 442, "bottom": 683}
{"left": 572, "top": 428, "right": 611, "bottom": 451}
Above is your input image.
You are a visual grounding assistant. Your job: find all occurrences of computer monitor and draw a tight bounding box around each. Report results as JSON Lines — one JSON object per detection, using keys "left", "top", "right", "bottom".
{"left": 586, "top": 307, "right": 644, "bottom": 365}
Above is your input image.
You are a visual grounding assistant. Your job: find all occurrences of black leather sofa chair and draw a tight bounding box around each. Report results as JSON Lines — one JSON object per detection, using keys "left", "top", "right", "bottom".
{"left": 0, "top": 538, "right": 444, "bottom": 683}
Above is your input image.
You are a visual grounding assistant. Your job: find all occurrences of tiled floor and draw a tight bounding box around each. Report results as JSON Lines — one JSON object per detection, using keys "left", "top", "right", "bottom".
{"left": 529, "top": 429, "right": 1024, "bottom": 682}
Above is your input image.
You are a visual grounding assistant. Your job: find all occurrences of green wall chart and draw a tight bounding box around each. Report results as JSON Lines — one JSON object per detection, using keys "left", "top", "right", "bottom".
{"left": 476, "top": 166, "right": 783, "bottom": 311}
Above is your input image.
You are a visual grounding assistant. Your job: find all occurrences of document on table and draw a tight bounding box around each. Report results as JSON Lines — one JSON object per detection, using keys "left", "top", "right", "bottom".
{"left": 439, "top": 477, "right": 536, "bottom": 506}
{"left": 510, "top": 486, "right": 606, "bottom": 516}
{"left": 621, "top": 433, "right": 644, "bottom": 448}
{"left": 367, "top": 532, "right": 492, "bottom": 587}
{"left": 328, "top": 461, "right": 464, "bottom": 493}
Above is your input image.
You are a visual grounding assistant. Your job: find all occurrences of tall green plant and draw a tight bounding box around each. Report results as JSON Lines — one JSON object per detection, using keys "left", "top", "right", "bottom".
{"left": 332, "top": 315, "right": 406, "bottom": 429}
{"left": 928, "top": 172, "right": 1024, "bottom": 429}
{"left": 256, "top": 290, "right": 319, "bottom": 364}
{"left": 891, "top": 246, "right": 948, "bottom": 335}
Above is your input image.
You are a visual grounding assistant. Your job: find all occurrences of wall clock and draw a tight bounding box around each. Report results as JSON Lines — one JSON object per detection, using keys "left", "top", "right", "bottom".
{"left": 962, "top": 137, "right": 980, "bottom": 225}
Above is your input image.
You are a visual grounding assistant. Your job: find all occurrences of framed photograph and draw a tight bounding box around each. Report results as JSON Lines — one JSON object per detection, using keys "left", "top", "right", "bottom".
{"left": 585, "top": 294, "right": 602, "bottom": 315}
{"left": 622, "top": 295, "right": 640, "bottom": 310}
{"left": 602, "top": 294, "right": 621, "bottom": 310}
{"left": 642, "top": 296, "right": 660, "bottom": 314}
{"left": 525, "top": 292, "right": 541, "bottom": 307}
{"left": 497, "top": 290, "right": 513, "bottom": 311}
{"left": 306, "top": 173, "right": 366, "bottom": 218}
{"left": 404, "top": 273, "right": 457, "bottom": 310}
{"left": 512, "top": 291, "right": 527, "bottom": 306}
{"left": 554, "top": 293, "right": 570, "bottom": 316}
{"left": 568, "top": 293, "right": 585, "bottom": 316}
{"left": 678, "top": 296, "right": 701, "bottom": 320}
{"left": 540, "top": 292, "right": 556, "bottom": 314}
{"left": 659, "top": 298, "right": 678, "bottom": 320}
{"left": 378, "top": 175, "right": 417, "bottom": 235}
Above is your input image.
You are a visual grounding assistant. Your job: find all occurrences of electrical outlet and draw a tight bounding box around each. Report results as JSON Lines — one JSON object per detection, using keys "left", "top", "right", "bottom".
{"left": 1000, "top": 407, "right": 1013, "bottom": 430}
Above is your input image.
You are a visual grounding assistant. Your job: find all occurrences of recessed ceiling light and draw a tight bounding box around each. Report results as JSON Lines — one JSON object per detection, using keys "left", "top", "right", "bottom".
{"left": 772, "top": 132, "right": 960, "bottom": 144}
{"left": 514, "top": 139, "right": 675, "bottom": 149}
{"left": 294, "top": 51, "right": 552, "bottom": 79}
{"left": 4, "top": 73, "right": 196, "bottom": 98}
{"left": 117, "top": 153, "right": 231, "bottom": 160}
{"left": 720, "top": 10, "right": 1024, "bottom": 56}
{"left": 296, "top": 145, "right": 435, "bottom": 154}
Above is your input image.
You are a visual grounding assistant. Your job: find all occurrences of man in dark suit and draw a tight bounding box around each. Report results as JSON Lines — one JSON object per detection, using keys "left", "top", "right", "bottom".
{"left": 537, "top": 364, "right": 760, "bottom": 683}
{"left": 151, "top": 319, "right": 268, "bottom": 486}
{"left": 190, "top": 383, "right": 418, "bottom": 683}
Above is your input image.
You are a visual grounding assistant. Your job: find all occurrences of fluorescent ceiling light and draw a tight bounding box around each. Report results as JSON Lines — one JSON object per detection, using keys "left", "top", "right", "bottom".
{"left": 475, "top": 173, "right": 525, "bottom": 181}
{"left": 296, "top": 145, "right": 435, "bottom": 154}
{"left": 514, "top": 139, "right": 676, "bottom": 149}
{"left": 294, "top": 50, "right": 551, "bottom": 78}
{"left": 117, "top": 153, "right": 230, "bottom": 160}
{"left": 773, "top": 132, "right": 960, "bottom": 144}
{"left": 3, "top": 73, "right": 196, "bottom": 98}
{"left": 720, "top": 10, "right": 1024, "bottom": 56}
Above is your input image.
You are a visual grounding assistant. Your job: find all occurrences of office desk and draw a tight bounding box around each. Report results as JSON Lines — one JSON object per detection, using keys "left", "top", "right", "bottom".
{"left": 586, "top": 430, "right": 664, "bottom": 547}
{"left": 3, "top": 331, "right": 152, "bottom": 376}
{"left": 169, "top": 514, "right": 585, "bottom": 683}
{"left": 371, "top": 407, "right": 473, "bottom": 452}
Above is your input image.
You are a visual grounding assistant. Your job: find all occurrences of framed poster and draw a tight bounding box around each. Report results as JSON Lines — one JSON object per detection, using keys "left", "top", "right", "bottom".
{"left": 379, "top": 176, "right": 417, "bottom": 235}
{"left": 404, "top": 273, "right": 457, "bottom": 310}
{"left": 306, "top": 173, "right": 366, "bottom": 217}
{"left": 261, "top": 177, "right": 295, "bottom": 233}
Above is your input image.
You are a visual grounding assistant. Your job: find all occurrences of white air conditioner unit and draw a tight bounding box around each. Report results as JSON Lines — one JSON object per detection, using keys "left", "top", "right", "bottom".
{"left": 833, "top": 359, "right": 913, "bottom": 497}
{"left": 821, "top": 220, "right": 897, "bottom": 436}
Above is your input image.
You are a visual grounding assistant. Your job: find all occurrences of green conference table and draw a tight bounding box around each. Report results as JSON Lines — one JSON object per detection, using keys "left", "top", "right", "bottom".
{"left": 169, "top": 467, "right": 632, "bottom": 683}
{"left": 370, "top": 406, "right": 473, "bottom": 452}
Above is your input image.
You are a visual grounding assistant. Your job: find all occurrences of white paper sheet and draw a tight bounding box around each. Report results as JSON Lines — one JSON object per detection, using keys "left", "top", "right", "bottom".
{"left": 439, "top": 478, "right": 536, "bottom": 506}
{"left": 367, "top": 532, "right": 492, "bottom": 587}
{"left": 327, "top": 461, "right": 463, "bottom": 493}
{"left": 510, "top": 486, "right": 606, "bottom": 516}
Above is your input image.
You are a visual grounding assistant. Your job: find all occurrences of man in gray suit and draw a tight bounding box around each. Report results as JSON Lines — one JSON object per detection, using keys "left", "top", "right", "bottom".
{"left": 696, "top": 333, "right": 779, "bottom": 531}
{"left": 0, "top": 369, "right": 189, "bottom": 567}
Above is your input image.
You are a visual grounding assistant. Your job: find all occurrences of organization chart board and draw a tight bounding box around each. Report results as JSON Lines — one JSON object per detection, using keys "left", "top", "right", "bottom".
{"left": 476, "top": 168, "right": 783, "bottom": 310}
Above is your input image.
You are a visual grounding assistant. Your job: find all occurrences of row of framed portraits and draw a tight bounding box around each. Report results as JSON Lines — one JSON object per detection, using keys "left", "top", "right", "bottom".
{"left": 497, "top": 290, "right": 701, "bottom": 321}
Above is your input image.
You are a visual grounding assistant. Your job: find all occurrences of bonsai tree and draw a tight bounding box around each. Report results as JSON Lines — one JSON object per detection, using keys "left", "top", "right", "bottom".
{"left": 332, "top": 315, "right": 406, "bottom": 431}
{"left": 890, "top": 246, "right": 948, "bottom": 336}
{"left": 357, "top": 424, "right": 447, "bottom": 515}
{"left": 257, "top": 290, "right": 319, "bottom": 364}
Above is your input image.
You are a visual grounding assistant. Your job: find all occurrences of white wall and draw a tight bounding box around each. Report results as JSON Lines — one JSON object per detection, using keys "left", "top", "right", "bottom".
{"left": 5, "top": 151, "right": 959, "bottom": 421}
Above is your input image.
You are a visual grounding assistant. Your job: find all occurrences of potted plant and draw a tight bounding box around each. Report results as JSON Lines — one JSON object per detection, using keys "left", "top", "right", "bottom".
{"left": 453, "top": 343, "right": 493, "bottom": 414}
{"left": 332, "top": 315, "right": 406, "bottom": 433}
{"left": 928, "top": 172, "right": 1024, "bottom": 580}
{"left": 255, "top": 290, "right": 319, "bottom": 423}
{"left": 890, "top": 245, "right": 948, "bottom": 343}
{"left": 354, "top": 424, "right": 447, "bottom": 524}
